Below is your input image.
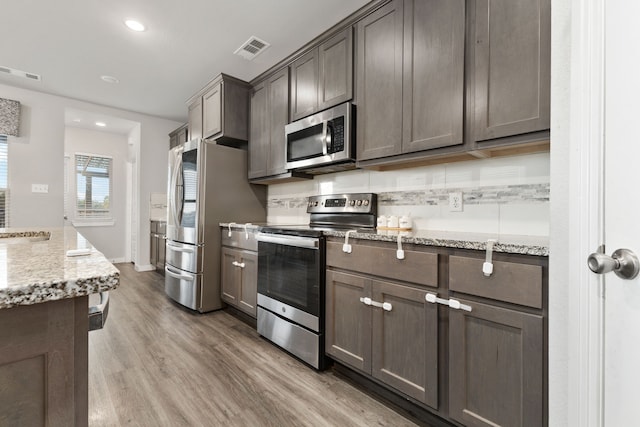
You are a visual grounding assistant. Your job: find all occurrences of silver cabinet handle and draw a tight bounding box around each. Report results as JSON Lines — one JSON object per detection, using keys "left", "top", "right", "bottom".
{"left": 165, "top": 266, "right": 195, "bottom": 281}
{"left": 256, "top": 233, "right": 319, "bottom": 249}
{"left": 588, "top": 248, "right": 640, "bottom": 280}
{"left": 232, "top": 261, "right": 245, "bottom": 268}
{"left": 89, "top": 291, "right": 109, "bottom": 331}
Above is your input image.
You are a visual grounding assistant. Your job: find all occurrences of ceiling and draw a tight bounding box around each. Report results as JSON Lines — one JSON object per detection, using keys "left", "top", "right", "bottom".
{"left": 0, "top": 0, "right": 370, "bottom": 124}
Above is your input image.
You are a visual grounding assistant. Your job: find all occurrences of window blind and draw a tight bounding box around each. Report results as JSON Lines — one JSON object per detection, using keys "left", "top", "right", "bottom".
{"left": 75, "top": 153, "right": 112, "bottom": 219}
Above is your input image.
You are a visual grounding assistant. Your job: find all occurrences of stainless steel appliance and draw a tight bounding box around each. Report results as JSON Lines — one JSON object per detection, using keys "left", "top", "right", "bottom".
{"left": 256, "top": 193, "right": 377, "bottom": 369}
{"left": 165, "top": 139, "right": 266, "bottom": 313}
{"left": 284, "top": 102, "right": 355, "bottom": 173}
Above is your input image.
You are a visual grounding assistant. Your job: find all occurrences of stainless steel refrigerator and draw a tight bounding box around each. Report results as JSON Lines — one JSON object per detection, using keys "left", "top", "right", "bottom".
{"left": 165, "top": 139, "right": 266, "bottom": 312}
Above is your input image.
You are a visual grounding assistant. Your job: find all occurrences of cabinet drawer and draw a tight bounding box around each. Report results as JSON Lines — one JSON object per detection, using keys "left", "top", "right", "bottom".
{"left": 327, "top": 241, "right": 438, "bottom": 287}
{"left": 449, "top": 256, "right": 543, "bottom": 308}
{"left": 221, "top": 229, "right": 258, "bottom": 251}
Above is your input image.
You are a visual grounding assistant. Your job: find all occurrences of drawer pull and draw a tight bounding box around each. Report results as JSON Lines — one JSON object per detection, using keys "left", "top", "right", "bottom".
{"left": 359, "top": 296, "right": 392, "bottom": 311}
{"left": 232, "top": 261, "right": 245, "bottom": 268}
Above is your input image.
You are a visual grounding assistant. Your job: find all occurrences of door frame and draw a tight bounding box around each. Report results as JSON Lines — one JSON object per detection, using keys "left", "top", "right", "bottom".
{"left": 550, "top": 0, "right": 605, "bottom": 425}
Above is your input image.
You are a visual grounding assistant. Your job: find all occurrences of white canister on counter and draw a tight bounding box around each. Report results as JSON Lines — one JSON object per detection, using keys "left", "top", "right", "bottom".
{"left": 387, "top": 215, "right": 399, "bottom": 229}
{"left": 399, "top": 214, "right": 412, "bottom": 230}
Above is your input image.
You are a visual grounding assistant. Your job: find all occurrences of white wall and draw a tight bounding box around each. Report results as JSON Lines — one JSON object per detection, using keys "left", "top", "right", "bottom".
{"left": 64, "top": 127, "right": 128, "bottom": 262}
{"left": 0, "top": 83, "right": 181, "bottom": 269}
{"left": 268, "top": 152, "right": 550, "bottom": 237}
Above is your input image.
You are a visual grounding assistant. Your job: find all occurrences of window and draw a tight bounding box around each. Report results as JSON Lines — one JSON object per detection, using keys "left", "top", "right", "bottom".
{"left": 0, "top": 135, "right": 7, "bottom": 228}
{"left": 75, "top": 153, "right": 112, "bottom": 219}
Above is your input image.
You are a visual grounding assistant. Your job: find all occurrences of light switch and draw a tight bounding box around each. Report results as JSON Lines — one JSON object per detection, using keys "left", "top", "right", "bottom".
{"left": 32, "top": 184, "right": 49, "bottom": 193}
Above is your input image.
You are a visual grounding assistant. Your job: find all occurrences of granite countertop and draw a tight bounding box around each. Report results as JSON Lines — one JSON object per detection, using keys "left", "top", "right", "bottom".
{"left": 323, "top": 229, "right": 548, "bottom": 256}
{"left": 220, "top": 222, "right": 548, "bottom": 256}
{"left": 0, "top": 227, "right": 120, "bottom": 310}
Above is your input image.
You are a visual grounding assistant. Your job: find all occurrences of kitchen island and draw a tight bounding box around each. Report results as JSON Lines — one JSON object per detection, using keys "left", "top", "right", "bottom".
{"left": 0, "top": 227, "right": 120, "bottom": 427}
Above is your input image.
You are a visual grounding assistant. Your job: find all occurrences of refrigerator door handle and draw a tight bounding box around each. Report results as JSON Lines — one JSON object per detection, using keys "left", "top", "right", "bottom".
{"left": 165, "top": 265, "right": 195, "bottom": 281}
{"left": 166, "top": 242, "right": 195, "bottom": 253}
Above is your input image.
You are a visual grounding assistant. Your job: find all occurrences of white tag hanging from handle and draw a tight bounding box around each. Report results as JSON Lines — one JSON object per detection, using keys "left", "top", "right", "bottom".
{"left": 396, "top": 233, "right": 405, "bottom": 260}
{"left": 343, "top": 229, "right": 357, "bottom": 253}
{"left": 244, "top": 223, "right": 252, "bottom": 240}
{"left": 227, "top": 222, "right": 236, "bottom": 237}
{"left": 483, "top": 239, "right": 497, "bottom": 276}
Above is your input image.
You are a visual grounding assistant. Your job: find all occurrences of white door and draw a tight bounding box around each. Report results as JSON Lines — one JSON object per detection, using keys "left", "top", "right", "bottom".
{"left": 589, "top": 0, "right": 640, "bottom": 423}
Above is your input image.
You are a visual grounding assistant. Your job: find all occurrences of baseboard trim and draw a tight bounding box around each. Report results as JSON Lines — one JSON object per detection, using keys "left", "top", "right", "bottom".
{"left": 135, "top": 264, "right": 155, "bottom": 272}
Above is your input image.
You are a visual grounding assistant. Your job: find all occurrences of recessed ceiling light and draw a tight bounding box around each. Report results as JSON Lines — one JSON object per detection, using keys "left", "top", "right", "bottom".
{"left": 95, "top": 122, "right": 107, "bottom": 127}
{"left": 101, "top": 75, "right": 119, "bottom": 84}
{"left": 124, "top": 19, "right": 146, "bottom": 32}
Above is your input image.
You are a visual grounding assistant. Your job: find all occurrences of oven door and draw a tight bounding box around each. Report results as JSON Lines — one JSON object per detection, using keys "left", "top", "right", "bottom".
{"left": 256, "top": 234, "right": 323, "bottom": 326}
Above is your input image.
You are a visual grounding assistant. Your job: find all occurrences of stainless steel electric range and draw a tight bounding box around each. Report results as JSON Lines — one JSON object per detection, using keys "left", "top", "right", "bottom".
{"left": 256, "top": 193, "right": 377, "bottom": 370}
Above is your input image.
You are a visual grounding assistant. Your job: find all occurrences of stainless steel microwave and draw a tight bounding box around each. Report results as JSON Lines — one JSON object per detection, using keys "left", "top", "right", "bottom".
{"left": 285, "top": 102, "right": 355, "bottom": 171}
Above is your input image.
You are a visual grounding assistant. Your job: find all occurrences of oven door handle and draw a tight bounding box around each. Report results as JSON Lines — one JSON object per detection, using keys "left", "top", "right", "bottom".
{"left": 256, "top": 233, "right": 319, "bottom": 249}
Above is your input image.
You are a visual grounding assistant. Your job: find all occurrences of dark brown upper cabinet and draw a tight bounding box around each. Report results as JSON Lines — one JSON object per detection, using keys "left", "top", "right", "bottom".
{"left": 356, "top": 0, "right": 465, "bottom": 162}
{"left": 169, "top": 123, "right": 188, "bottom": 149}
{"left": 248, "top": 68, "right": 290, "bottom": 179}
{"left": 470, "top": 0, "right": 551, "bottom": 143}
{"left": 187, "top": 74, "right": 250, "bottom": 146}
{"left": 290, "top": 28, "right": 354, "bottom": 122}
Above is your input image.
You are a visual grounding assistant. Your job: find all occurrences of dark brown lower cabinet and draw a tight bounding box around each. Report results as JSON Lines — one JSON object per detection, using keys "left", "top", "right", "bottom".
{"left": 326, "top": 270, "right": 438, "bottom": 409}
{"left": 448, "top": 298, "right": 544, "bottom": 427}
{"left": 220, "top": 247, "right": 258, "bottom": 318}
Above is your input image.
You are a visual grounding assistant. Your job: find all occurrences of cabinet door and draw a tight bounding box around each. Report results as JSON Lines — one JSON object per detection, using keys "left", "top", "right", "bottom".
{"left": 188, "top": 98, "right": 203, "bottom": 142}
{"left": 371, "top": 280, "right": 438, "bottom": 409}
{"left": 220, "top": 247, "right": 239, "bottom": 305}
{"left": 248, "top": 81, "right": 269, "bottom": 179}
{"left": 238, "top": 251, "right": 258, "bottom": 318}
{"left": 202, "top": 82, "right": 223, "bottom": 139}
{"left": 402, "top": 0, "right": 464, "bottom": 152}
{"left": 472, "top": 0, "right": 550, "bottom": 142}
{"left": 267, "top": 68, "right": 289, "bottom": 176}
{"left": 449, "top": 298, "right": 544, "bottom": 427}
{"left": 318, "top": 28, "right": 353, "bottom": 111}
{"left": 355, "top": 0, "right": 403, "bottom": 161}
{"left": 290, "top": 49, "right": 318, "bottom": 121}
{"left": 325, "top": 270, "right": 372, "bottom": 373}
{"left": 177, "top": 126, "right": 188, "bottom": 144}
{"left": 169, "top": 133, "right": 179, "bottom": 149}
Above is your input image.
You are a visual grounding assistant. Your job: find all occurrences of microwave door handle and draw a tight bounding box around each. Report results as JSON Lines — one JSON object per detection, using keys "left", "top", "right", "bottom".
{"left": 322, "top": 120, "right": 329, "bottom": 156}
{"left": 326, "top": 121, "right": 335, "bottom": 153}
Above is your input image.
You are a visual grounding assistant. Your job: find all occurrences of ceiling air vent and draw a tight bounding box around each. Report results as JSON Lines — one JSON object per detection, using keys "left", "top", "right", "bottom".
{"left": 234, "top": 36, "right": 270, "bottom": 60}
{"left": 0, "top": 65, "right": 41, "bottom": 81}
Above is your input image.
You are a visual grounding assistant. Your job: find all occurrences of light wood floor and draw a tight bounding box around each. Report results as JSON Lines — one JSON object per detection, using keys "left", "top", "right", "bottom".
{"left": 88, "top": 263, "right": 422, "bottom": 426}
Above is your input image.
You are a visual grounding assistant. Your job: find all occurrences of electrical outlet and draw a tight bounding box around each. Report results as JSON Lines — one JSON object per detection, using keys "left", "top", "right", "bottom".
{"left": 449, "top": 192, "right": 463, "bottom": 212}
{"left": 31, "top": 184, "right": 49, "bottom": 193}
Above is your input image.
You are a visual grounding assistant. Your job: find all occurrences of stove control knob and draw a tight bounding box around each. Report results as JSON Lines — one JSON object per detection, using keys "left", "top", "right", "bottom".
{"left": 349, "top": 200, "right": 356, "bottom": 206}
{"left": 314, "top": 201, "right": 319, "bottom": 207}
{"left": 363, "top": 200, "right": 370, "bottom": 206}
{"left": 356, "top": 200, "right": 363, "bottom": 206}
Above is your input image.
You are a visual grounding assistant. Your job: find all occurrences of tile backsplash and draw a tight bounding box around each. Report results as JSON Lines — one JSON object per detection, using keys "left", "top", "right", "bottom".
{"left": 267, "top": 152, "right": 550, "bottom": 237}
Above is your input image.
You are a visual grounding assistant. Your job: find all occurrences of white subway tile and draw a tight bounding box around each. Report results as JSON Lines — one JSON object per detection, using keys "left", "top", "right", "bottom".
{"left": 499, "top": 203, "right": 550, "bottom": 236}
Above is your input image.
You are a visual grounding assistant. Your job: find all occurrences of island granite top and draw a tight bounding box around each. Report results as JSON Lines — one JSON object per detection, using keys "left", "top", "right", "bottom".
{"left": 0, "top": 227, "right": 120, "bottom": 310}
{"left": 220, "top": 222, "right": 548, "bottom": 256}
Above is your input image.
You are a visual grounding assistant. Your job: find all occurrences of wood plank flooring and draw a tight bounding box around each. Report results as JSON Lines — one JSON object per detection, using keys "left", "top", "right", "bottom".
{"left": 88, "top": 263, "right": 422, "bottom": 426}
